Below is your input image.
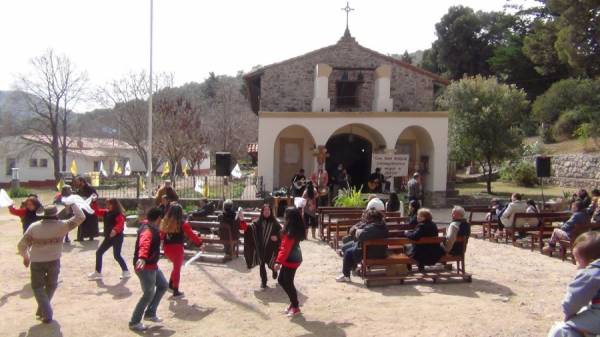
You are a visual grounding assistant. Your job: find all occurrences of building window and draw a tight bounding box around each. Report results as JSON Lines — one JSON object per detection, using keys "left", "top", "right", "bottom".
{"left": 39, "top": 159, "right": 48, "bottom": 167}
{"left": 5, "top": 158, "right": 16, "bottom": 176}
{"left": 335, "top": 81, "right": 360, "bottom": 107}
{"left": 93, "top": 161, "right": 101, "bottom": 172}
{"left": 29, "top": 158, "right": 38, "bottom": 168}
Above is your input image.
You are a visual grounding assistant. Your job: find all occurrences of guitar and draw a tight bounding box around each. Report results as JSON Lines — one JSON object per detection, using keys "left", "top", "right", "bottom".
{"left": 293, "top": 178, "right": 306, "bottom": 190}
{"left": 367, "top": 179, "right": 380, "bottom": 192}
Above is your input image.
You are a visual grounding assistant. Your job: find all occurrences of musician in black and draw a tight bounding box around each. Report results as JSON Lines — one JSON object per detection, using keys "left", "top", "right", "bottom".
{"left": 290, "top": 169, "right": 306, "bottom": 197}
{"left": 368, "top": 168, "right": 385, "bottom": 193}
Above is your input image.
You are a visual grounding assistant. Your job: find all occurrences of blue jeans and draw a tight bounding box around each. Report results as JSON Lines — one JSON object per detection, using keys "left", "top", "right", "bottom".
{"left": 129, "top": 268, "right": 168, "bottom": 325}
{"left": 31, "top": 260, "right": 60, "bottom": 320}
{"left": 342, "top": 248, "right": 357, "bottom": 277}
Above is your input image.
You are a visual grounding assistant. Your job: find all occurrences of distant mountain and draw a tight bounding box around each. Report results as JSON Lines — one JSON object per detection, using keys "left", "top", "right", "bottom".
{"left": 0, "top": 90, "right": 39, "bottom": 121}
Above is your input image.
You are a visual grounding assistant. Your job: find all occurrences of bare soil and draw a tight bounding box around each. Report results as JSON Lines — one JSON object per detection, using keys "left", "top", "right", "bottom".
{"left": 0, "top": 208, "right": 575, "bottom": 337}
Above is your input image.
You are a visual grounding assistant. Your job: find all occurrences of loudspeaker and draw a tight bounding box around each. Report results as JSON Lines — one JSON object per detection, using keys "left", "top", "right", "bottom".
{"left": 215, "top": 152, "right": 231, "bottom": 177}
{"left": 536, "top": 156, "right": 551, "bottom": 178}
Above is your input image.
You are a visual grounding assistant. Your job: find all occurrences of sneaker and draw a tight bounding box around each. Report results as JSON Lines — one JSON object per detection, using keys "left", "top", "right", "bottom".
{"left": 260, "top": 284, "right": 267, "bottom": 291}
{"left": 171, "top": 291, "right": 184, "bottom": 299}
{"left": 282, "top": 305, "right": 292, "bottom": 314}
{"left": 335, "top": 274, "right": 351, "bottom": 283}
{"left": 144, "top": 316, "right": 163, "bottom": 323}
{"left": 120, "top": 271, "right": 131, "bottom": 279}
{"left": 129, "top": 323, "right": 148, "bottom": 331}
{"left": 287, "top": 307, "right": 301, "bottom": 317}
{"left": 87, "top": 271, "right": 102, "bottom": 280}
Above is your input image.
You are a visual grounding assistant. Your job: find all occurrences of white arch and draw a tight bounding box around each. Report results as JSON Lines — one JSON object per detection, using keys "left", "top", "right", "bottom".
{"left": 272, "top": 125, "right": 316, "bottom": 189}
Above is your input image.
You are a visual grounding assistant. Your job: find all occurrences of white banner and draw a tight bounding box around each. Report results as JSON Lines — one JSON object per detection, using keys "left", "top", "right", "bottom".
{"left": 371, "top": 154, "right": 410, "bottom": 177}
{"left": 0, "top": 189, "right": 14, "bottom": 208}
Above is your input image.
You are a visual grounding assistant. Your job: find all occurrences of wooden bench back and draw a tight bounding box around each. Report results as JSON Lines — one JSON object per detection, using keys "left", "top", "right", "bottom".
{"left": 511, "top": 212, "right": 571, "bottom": 227}
{"left": 465, "top": 207, "right": 493, "bottom": 225}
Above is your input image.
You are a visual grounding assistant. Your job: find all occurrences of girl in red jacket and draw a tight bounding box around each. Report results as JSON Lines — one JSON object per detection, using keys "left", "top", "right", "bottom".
{"left": 88, "top": 198, "right": 130, "bottom": 280}
{"left": 274, "top": 207, "right": 306, "bottom": 317}
{"left": 160, "top": 203, "right": 202, "bottom": 298}
{"left": 8, "top": 195, "right": 42, "bottom": 233}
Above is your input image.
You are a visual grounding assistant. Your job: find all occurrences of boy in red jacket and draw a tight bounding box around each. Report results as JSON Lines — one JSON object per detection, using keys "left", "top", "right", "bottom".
{"left": 274, "top": 207, "right": 306, "bottom": 317}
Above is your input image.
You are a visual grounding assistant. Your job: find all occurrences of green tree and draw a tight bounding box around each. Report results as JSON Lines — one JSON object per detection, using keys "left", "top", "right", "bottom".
{"left": 400, "top": 50, "right": 413, "bottom": 64}
{"left": 438, "top": 76, "right": 529, "bottom": 193}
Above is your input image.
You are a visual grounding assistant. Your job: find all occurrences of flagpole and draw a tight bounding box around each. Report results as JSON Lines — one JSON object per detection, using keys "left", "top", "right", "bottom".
{"left": 146, "top": 0, "right": 154, "bottom": 196}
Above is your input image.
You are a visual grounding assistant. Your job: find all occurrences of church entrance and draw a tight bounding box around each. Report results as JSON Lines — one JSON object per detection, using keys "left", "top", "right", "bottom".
{"left": 326, "top": 133, "right": 372, "bottom": 191}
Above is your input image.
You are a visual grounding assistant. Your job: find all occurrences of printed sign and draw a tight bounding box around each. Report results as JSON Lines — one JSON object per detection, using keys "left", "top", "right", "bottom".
{"left": 371, "top": 154, "right": 410, "bottom": 177}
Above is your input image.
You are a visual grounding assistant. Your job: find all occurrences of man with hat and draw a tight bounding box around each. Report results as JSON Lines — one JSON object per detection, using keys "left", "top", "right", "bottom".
{"left": 17, "top": 203, "right": 85, "bottom": 323}
{"left": 407, "top": 172, "right": 423, "bottom": 205}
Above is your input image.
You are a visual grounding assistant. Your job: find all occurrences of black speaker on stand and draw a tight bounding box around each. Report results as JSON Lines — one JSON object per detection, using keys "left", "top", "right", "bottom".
{"left": 215, "top": 152, "right": 231, "bottom": 177}
{"left": 536, "top": 156, "right": 552, "bottom": 209}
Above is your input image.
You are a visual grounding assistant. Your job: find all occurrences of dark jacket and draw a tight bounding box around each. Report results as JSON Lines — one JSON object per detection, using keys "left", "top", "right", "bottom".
{"left": 353, "top": 220, "right": 389, "bottom": 261}
{"left": 407, "top": 220, "right": 444, "bottom": 266}
{"left": 561, "top": 211, "right": 589, "bottom": 236}
{"left": 218, "top": 209, "right": 240, "bottom": 240}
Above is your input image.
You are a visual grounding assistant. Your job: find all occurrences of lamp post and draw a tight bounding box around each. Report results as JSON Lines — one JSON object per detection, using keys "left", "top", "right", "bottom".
{"left": 146, "top": 0, "right": 154, "bottom": 196}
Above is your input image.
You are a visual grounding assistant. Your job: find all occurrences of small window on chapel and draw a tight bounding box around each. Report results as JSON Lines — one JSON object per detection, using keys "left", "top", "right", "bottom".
{"left": 29, "top": 158, "right": 38, "bottom": 167}
{"left": 336, "top": 81, "right": 360, "bottom": 107}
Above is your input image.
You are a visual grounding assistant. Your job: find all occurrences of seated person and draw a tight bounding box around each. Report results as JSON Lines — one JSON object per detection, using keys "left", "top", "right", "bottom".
{"left": 547, "top": 231, "right": 600, "bottom": 337}
{"left": 190, "top": 198, "right": 215, "bottom": 218}
{"left": 407, "top": 200, "right": 420, "bottom": 226}
{"left": 486, "top": 198, "right": 504, "bottom": 223}
{"left": 441, "top": 206, "right": 471, "bottom": 255}
{"left": 499, "top": 193, "right": 528, "bottom": 232}
{"left": 335, "top": 209, "right": 388, "bottom": 283}
{"left": 340, "top": 199, "right": 386, "bottom": 256}
{"left": 543, "top": 201, "right": 589, "bottom": 255}
{"left": 406, "top": 208, "right": 444, "bottom": 270}
{"left": 218, "top": 199, "right": 240, "bottom": 259}
{"left": 589, "top": 189, "right": 599, "bottom": 221}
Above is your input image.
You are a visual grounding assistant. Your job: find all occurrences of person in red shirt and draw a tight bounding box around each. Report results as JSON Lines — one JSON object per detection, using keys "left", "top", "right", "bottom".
{"left": 160, "top": 203, "right": 202, "bottom": 298}
{"left": 88, "top": 198, "right": 130, "bottom": 280}
{"left": 129, "top": 207, "right": 167, "bottom": 331}
{"left": 8, "top": 195, "right": 42, "bottom": 233}
{"left": 274, "top": 207, "right": 306, "bottom": 317}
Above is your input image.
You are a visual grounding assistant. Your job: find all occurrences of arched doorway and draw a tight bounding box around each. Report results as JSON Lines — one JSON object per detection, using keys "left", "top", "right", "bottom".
{"left": 326, "top": 134, "right": 372, "bottom": 190}
{"left": 395, "top": 126, "right": 435, "bottom": 192}
{"left": 273, "top": 125, "right": 315, "bottom": 189}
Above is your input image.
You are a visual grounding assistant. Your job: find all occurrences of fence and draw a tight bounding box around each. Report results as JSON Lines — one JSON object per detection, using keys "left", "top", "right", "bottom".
{"left": 96, "top": 174, "right": 263, "bottom": 200}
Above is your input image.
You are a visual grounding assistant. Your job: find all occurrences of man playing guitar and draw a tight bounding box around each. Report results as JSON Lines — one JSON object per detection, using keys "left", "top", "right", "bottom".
{"left": 290, "top": 169, "right": 306, "bottom": 197}
{"left": 368, "top": 167, "right": 385, "bottom": 193}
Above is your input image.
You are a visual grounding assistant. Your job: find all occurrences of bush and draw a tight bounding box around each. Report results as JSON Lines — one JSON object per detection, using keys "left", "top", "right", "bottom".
{"left": 9, "top": 186, "right": 32, "bottom": 198}
{"left": 334, "top": 186, "right": 367, "bottom": 208}
{"left": 500, "top": 161, "right": 539, "bottom": 187}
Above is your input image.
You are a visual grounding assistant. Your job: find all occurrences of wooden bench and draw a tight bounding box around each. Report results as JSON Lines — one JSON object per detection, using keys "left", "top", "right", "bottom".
{"left": 317, "top": 207, "right": 363, "bottom": 240}
{"left": 558, "top": 223, "right": 600, "bottom": 263}
{"left": 361, "top": 237, "right": 471, "bottom": 287}
{"left": 501, "top": 212, "right": 571, "bottom": 251}
{"left": 330, "top": 217, "right": 410, "bottom": 250}
{"left": 188, "top": 221, "right": 240, "bottom": 258}
{"left": 465, "top": 207, "right": 494, "bottom": 239}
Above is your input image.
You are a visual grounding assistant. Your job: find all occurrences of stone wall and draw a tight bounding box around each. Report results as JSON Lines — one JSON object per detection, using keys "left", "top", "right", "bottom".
{"left": 543, "top": 154, "right": 600, "bottom": 188}
{"left": 258, "top": 34, "right": 438, "bottom": 113}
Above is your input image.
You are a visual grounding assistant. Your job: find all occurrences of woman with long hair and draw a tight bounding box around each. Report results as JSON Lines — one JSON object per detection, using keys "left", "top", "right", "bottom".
{"left": 275, "top": 207, "right": 306, "bottom": 317}
{"left": 88, "top": 198, "right": 130, "bottom": 280}
{"left": 9, "top": 195, "right": 42, "bottom": 233}
{"left": 72, "top": 176, "right": 99, "bottom": 241}
{"left": 386, "top": 193, "right": 401, "bottom": 213}
{"left": 161, "top": 203, "right": 202, "bottom": 298}
{"left": 302, "top": 181, "right": 318, "bottom": 239}
{"left": 243, "top": 204, "right": 281, "bottom": 290}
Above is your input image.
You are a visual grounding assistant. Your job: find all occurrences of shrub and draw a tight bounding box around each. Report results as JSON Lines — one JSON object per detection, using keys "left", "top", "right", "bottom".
{"left": 9, "top": 186, "right": 32, "bottom": 198}
{"left": 334, "top": 186, "right": 367, "bottom": 208}
{"left": 512, "top": 161, "right": 539, "bottom": 187}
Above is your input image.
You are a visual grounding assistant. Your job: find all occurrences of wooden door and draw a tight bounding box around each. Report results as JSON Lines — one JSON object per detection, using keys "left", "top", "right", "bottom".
{"left": 279, "top": 138, "right": 303, "bottom": 189}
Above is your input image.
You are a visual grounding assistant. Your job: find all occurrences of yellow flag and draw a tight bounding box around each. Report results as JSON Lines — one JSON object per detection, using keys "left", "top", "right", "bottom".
{"left": 161, "top": 161, "right": 170, "bottom": 177}
{"left": 140, "top": 177, "right": 146, "bottom": 191}
{"left": 70, "top": 160, "right": 78, "bottom": 176}
{"left": 113, "top": 161, "right": 122, "bottom": 175}
{"left": 56, "top": 178, "right": 65, "bottom": 191}
{"left": 204, "top": 178, "right": 209, "bottom": 197}
{"left": 183, "top": 163, "right": 190, "bottom": 177}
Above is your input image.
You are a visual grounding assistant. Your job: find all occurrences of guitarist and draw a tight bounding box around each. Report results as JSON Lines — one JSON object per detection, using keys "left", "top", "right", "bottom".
{"left": 368, "top": 167, "right": 385, "bottom": 193}
{"left": 290, "top": 169, "right": 306, "bottom": 197}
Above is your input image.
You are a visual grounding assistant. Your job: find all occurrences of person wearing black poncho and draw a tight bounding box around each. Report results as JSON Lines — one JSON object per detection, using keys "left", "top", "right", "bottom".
{"left": 72, "top": 177, "right": 100, "bottom": 241}
{"left": 243, "top": 204, "right": 281, "bottom": 290}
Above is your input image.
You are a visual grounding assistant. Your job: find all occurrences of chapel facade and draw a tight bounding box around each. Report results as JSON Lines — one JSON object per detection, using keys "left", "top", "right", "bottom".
{"left": 244, "top": 29, "right": 450, "bottom": 206}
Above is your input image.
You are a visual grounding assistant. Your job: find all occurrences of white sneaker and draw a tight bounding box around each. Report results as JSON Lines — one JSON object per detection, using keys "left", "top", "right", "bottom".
{"left": 87, "top": 272, "right": 102, "bottom": 280}
{"left": 335, "top": 274, "right": 351, "bottom": 283}
{"left": 120, "top": 271, "right": 131, "bottom": 279}
{"left": 129, "top": 323, "right": 147, "bottom": 331}
{"left": 144, "top": 316, "right": 163, "bottom": 323}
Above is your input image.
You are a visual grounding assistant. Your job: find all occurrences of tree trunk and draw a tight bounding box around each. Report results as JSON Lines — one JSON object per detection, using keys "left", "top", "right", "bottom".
{"left": 486, "top": 161, "right": 493, "bottom": 194}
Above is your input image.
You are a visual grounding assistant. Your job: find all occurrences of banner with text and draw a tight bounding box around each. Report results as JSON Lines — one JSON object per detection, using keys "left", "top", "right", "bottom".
{"left": 371, "top": 154, "right": 410, "bottom": 177}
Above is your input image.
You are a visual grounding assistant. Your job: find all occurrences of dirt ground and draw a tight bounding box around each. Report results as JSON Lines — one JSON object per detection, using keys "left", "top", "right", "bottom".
{"left": 0, "top": 207, "right": 576, "bottom": 337}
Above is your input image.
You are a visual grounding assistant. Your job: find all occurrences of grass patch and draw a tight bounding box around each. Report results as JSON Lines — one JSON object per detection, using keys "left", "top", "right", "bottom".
{"left": 524, "top": 136, "right": 600, "bottom": 155}
{"left": 456, "top": 181, "right": 570, "bottom": 200}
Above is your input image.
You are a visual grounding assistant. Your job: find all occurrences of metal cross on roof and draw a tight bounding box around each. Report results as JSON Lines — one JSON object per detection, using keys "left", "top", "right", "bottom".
{"left": 341, "top": 2, "right": 354, "bottom": 30}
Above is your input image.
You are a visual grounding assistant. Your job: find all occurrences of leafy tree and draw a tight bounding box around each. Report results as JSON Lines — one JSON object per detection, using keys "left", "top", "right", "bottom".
{"left": 438, "top": 76, "right": 529, "bottom": 193}
{"left": 400, "top": 50, "right": 413, "bottom": 64}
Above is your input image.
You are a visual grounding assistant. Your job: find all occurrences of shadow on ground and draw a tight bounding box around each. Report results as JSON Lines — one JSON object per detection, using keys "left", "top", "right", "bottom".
{"left": 291, "top": 315, "right": 353, "bottom": 337}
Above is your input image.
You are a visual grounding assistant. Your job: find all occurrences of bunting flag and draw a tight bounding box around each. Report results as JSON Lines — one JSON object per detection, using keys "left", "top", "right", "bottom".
{"left": 231, "top": 164, "right": 242, "bottom": 178}
{"left": 124, "top": 161, "right": 132, "bottom": 176}
{"left": 70, "top": 160, "right": 78, "bottom": 176}
{"left": 56, "top": 178, "right": 65, "bottom": 192}
{"left": 140, "top": 176, "right": 146, "bottom": 191}
{"left": 161, "top": 161, "right": 170, "bottom": 177}
{"left": 61, "top": 194, "right": 94, "bottom": 214}
{"left": 194, "top": 177, "right": 209, "bottom": 197}
{"left": 113, "top": 161, "right": 122, "bottom": 175}
{"left": 99, "top": 161, "right": 108, "bottom": 177}
{"left": 183, "top": 162, "right": 190, "bottom": 177}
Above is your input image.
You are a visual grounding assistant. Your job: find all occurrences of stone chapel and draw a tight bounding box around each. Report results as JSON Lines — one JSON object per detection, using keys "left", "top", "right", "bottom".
{"left": 244, "top": 28, "right": 450, "bottom": 206}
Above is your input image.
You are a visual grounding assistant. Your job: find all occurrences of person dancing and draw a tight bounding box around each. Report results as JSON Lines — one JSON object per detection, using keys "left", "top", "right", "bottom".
{"left": 243, "top": 204, "right": 281, "bottom": 290}
{"left": 160, "top": 203, "right": 202, "bottom": 298}
{"left": 88, "top": 198, "right": 130, "bottom": 280}
{"left": 9, "top": 195, "right": 42, "bottom": 233}
{"left": 275, "top": 207, "right": 306, "bottom": 317}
